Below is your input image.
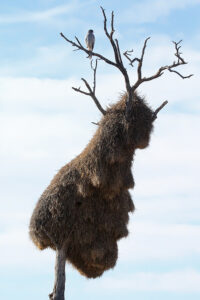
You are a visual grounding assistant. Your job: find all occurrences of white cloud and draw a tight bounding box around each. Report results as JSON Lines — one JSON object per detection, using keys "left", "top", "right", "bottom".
{"left": 120, "top": 0, "right": 200, "bottom": 24}
{"left": 0, "top": 2, "right": 80, "bottom": 24}
{"left": 132, "top": 113, "right": 200, "bottom": 198}
{"left": 0, "top": 75, "right": 126, "bottom": 116}
{"left": 88, "top": 269, "right": 200, "bottom": 292}
{"left": 0, "top": 41, "right": 90, "bottom": 78}
{"left": 0, "top": 228, "right": 54, "bottom": 272}
{"left": 119, "top": 222, "right": 200, "bottom": 262}
{"left": 132, "top": 195, "right": 200, "bottom": 224}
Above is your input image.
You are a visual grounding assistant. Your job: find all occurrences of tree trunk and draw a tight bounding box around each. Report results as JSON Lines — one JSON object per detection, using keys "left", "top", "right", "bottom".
{"left": 49, "top": 247, "right": 66, "bottom": 300}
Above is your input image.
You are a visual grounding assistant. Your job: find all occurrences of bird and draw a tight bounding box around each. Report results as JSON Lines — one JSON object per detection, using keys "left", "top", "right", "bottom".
{"left": 85, "top": 29, "right": 95, "bottom": 59}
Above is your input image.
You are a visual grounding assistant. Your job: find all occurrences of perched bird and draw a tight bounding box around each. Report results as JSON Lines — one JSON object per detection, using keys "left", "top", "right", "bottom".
{"left": 85, "top": 29, "right": 95, "bottom": 59}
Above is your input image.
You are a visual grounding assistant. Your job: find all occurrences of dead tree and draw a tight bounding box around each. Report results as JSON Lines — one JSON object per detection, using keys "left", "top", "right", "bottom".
{"left": 29, "top": 7, "right": 192, "bottom": 300}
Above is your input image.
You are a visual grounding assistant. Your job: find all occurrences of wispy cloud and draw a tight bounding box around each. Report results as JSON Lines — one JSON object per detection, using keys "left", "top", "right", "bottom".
{"left": 0, "top": 2, "right": 82, "bottom": 24}
{"left": 120, "top": 0, "right": 200, "bottom": 23}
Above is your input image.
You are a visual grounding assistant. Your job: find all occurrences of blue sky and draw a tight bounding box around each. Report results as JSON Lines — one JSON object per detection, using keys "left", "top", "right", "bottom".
{"left": 0, "top": 0, "right": 200, "bottom": 299}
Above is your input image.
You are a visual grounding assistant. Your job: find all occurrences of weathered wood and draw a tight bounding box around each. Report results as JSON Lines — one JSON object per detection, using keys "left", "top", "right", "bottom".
{"left": 49, "top": 247, "right": 66, "bottom": 300}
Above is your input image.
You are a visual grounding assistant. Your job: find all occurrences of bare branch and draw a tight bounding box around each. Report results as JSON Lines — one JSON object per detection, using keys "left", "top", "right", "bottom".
{"left": 131, "top": 39, "right": 193, "bottom": 93}
{"left": 91, "top": 121, "right": 99, "bottom": 126}
{"left": 123, "top": 50, "right": 140, "bottom": 66}
{"left": 115, "top": 39, "right": 123, "bottom": 64}
{"left": 75, "top": 36, "right": 83, "bottom": 48}
{"left": 137, "top": 37, "right": 151, "bottom": 80}
{"left": 123, "top": 37, "right": 150, "bottom": 71}
{"left": 60, "top": 8, "right": 132, "bottom": 119}
{"left": 168, "top": 68, "right": 193, "bottom": 79}
{"left": 172, "top": 40, "right": 184, "bottom": 63}
{"left": 60, "top": 8, "right": 192, "bottom": 122}
{"left": 165, "top": 40, "right": 193, "bottom": 78}
{"left": 72, "top": 86, "right": 90, "bottom": 96}
{"left": 152, "top": 100, "right": 168, "bottom": 121}
{"left": 72, "top": 59, "right": 106, "bottom": 115}
{"left": 99, "top": 7, "right": 133, "bottom": 110}
{"left": 90, "top": 59, "right": 99, "bottom": 94}
{"left": 60, "top": 32, "right": 117, "bottom": 68}
{"left": 100, "top": 7, "right": 120, "bottom": 64}
{"left": 111, "top": 11, "right": 115, "bottom": 38}
{"left": 81, "top": 78, "right": 93, "bottom": 93}
{"left": 124, "top": 49, "right": 134, "bottom": 56}
{"left": 60, "top": 9, "right": 132, "bottom": 117}
{"left": 100, "top": 6, "right": 110, "bottom": 39}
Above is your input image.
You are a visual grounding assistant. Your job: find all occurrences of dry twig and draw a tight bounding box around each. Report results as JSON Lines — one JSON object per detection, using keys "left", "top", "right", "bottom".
{"left": 72, "top": 59, "right": 106, "bottom": 115}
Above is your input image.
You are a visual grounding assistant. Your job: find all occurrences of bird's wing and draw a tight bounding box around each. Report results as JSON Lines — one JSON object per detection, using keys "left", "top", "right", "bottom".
{"left": 85, "top": 34, "right": 89, "bottom": 47}
{"left": 90, "top": 41, "right": 94, "bottom": 50}
{"left": 91, "top": 35, "right": 95, "bottom": 50}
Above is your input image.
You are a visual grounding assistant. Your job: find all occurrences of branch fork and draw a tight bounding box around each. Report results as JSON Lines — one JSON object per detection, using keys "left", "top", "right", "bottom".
{"left": 60, "top": 7, "right": 193, "bottom": 120}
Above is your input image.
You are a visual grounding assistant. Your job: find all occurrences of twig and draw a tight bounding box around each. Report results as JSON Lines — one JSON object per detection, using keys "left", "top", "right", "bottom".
{"left": 72, "top": 59, "right": 106, "bottom": 115}
{"left": 123, "top": 49, "right": 140, "bottom": 66}
{"left": 152, "top": 100, "right": 168, "bottom": 121}
{"left": 115, "top": 39, "right": 123, "bottom": 64}
{"left": 100, "top": 7, "right": 120, "bottom": 64}
{"left": 137, "top": 37, "right": 151, "bottom": 80}
{"left": 131, "top": 39, "right": 193, "bottom": 92}
{"left": 60, "top": 32, "right": 117, "bottom": 68}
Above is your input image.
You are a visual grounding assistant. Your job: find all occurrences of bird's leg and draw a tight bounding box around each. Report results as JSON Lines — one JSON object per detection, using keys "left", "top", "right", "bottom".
{"left": 49, "top": 246, "right": 66, "bottom": 300}
{"left": 86, "top": 50, "right": 92, "bottom": 59}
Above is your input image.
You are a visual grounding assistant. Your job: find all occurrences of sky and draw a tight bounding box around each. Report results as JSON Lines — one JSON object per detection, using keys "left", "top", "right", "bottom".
{"left": 0, "top": 0, "right": 200, "bottom": 299}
